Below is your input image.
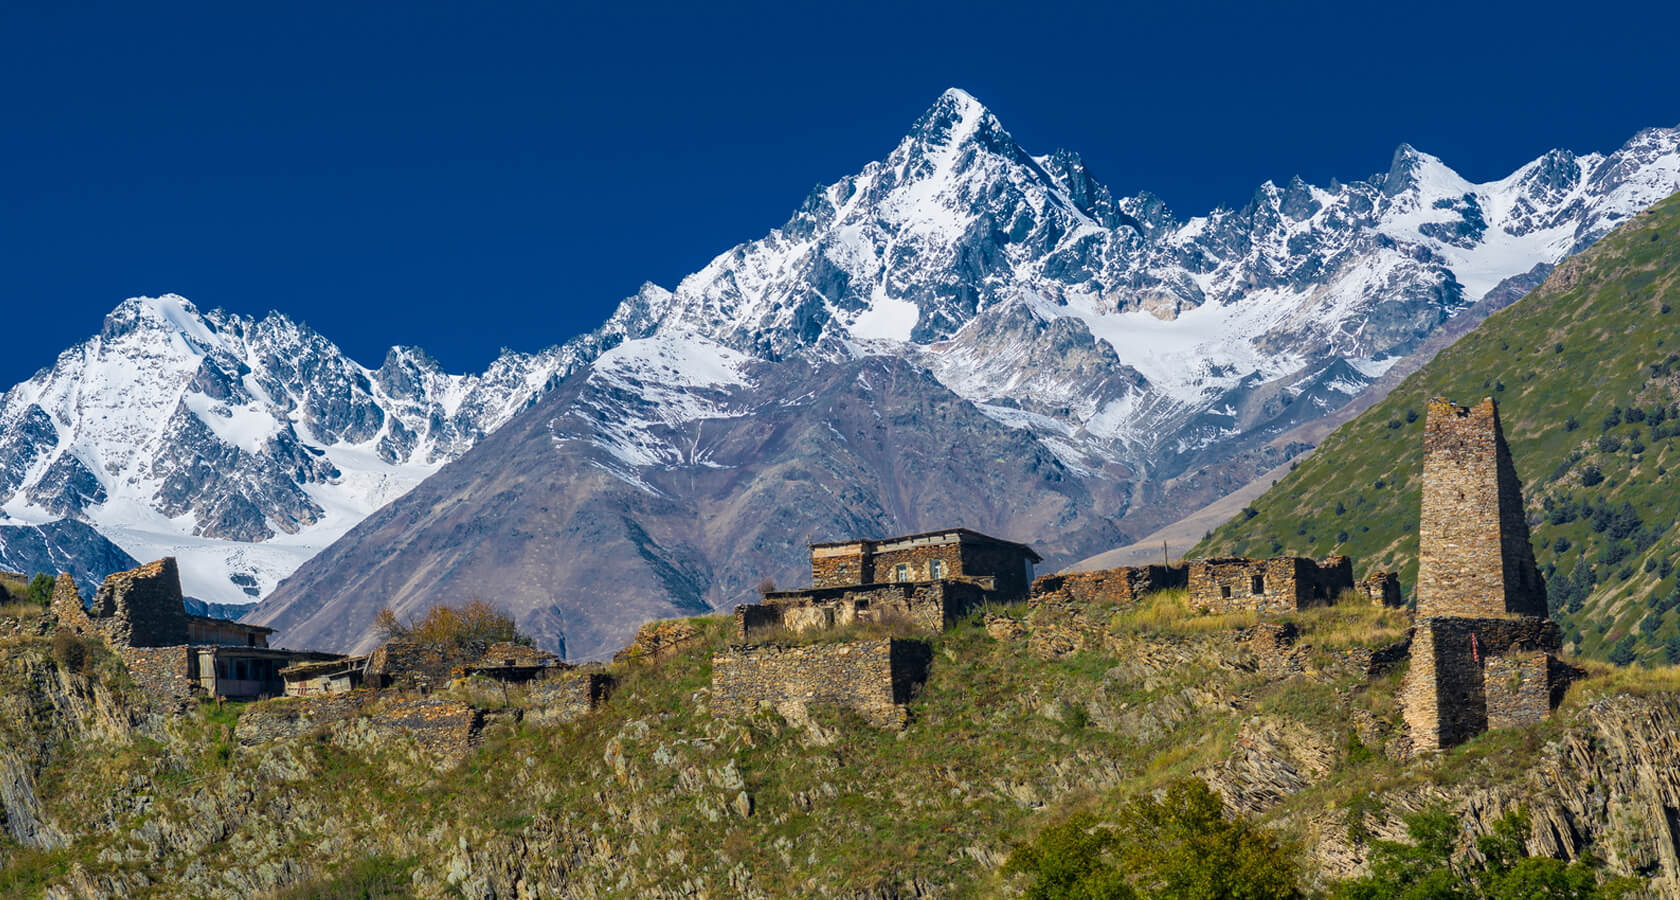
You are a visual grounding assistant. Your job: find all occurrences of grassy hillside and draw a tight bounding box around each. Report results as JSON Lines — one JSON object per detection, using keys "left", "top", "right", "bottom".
{"left": 1197, "top": 190, "right": 1680, "bottom": 664}
{"left": 5, "top": 594, "right": 1676, "bottom": 898}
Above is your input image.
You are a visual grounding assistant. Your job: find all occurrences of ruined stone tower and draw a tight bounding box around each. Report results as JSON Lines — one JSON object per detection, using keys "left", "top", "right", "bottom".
{"left": 1402, "top": 397, "right": 1575, "bottom": 750}
{"left": 1417, "top": 398, "right": 1547, "bottom": 618}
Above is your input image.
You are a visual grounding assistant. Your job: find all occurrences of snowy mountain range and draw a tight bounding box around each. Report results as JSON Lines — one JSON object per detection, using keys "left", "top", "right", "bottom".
{"left": 5, "top": 89, "right": 1679, "bottom": 648}
{"left": 0, "top": 296, "right": 576, "bottom": 602}
{"left": 252, "top": 91, "right": 1680, "bottom": 657}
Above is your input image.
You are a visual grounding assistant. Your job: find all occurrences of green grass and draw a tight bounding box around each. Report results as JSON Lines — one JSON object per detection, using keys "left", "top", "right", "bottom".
{"left": 1198, "top": 191, "right": 1680, "bottom": 664}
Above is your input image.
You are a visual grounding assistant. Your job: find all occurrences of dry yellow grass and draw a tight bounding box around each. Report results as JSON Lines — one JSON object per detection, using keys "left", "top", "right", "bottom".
{"left": 1108, "top": 588, "right": 1409, "bottom": 647}
{"left": 1109, "top": 588, "right": 1260, "bottom": 635}
{"left": 0, "top": 601, "right": 45, "bottom": 619}
{"left": 1563, "top": 659, "right": 1680, "bottom": 705}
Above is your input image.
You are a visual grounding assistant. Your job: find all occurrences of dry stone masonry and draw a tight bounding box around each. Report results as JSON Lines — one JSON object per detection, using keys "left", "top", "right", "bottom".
{"left": 1416, "top": 398, "right": 1548, "bottom": 618}
{"left": 808, "top": 528, "right": 1040, "bottom": 599}
{"left": 711, "top": 639, "right": 932, "bottom": 729}
{"left": 715, "top": 528, "right": 1034, "bottom": 727}
{"left": 48, "top": 558, "right": 328, "bottom": 705}
{"left": 1402, "top": 398, "right": 1579, "bottom": 750}
{"left": 1187, "top": 556, "right": 1355, "bottom": 613}
{"left": 738, "top": 580, "right": 987, "bottom": 643}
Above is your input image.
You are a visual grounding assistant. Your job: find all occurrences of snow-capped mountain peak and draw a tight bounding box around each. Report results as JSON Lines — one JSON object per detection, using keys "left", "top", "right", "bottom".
{"left": 7, "top": 91, "right": 1680, "bottom": 634}
{"left": 0, "top": 294, "right": 578, "bottom": 603}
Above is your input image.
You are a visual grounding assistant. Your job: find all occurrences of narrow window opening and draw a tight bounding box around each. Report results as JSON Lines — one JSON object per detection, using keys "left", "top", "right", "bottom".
{"left": 929, "top": 559, "right": 944, "bottom": 580}
{"left": 1251, "top": 575, "right": 1265, "bottom": 595}
{"left": 895, "top": 564, "right": 909, "bottom": 582}
{"left": 1220, "top": 585, "right": 1232, "bottom": 599}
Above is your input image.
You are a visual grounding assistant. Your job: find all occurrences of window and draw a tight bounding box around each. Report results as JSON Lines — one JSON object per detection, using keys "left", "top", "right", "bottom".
{"left": 1251, "top": 575, "right": 1265, "bottom": 595}
{"left": 1221, "top": 585, "right": 1232, "bottom": 599}
{"left": 895, "top": 564, "right": 909, "bottom": 582}
{"left": 929, "top": 559, "right": 944, "bottom": 580}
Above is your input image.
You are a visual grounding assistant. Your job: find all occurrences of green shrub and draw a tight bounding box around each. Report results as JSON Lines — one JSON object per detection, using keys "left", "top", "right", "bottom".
{"left": 51, "top": 629, "right": 89, "bottom": 673}
{"left": 1331, "top": 807, "right": 1640, "bottom": 900}
{"left": 1006, "top": 779, "right": 1301, "bottom": 900}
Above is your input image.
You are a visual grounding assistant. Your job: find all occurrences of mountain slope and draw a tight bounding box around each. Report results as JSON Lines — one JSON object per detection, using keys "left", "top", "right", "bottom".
{"left": 0, "top": 520, "right": 136, "bottom": 595}
{"left": 1197, "top": 190, "right": 1680, "bottom": 664}
{"left": 258, "top": 92, "right": 1680, "bottom": 657}
{"left": 9, "top": 90, "right": 1680, "bottom": 646}
{"left": 248, "top": 336, "right": 1119, "bottom": 657}
{"left": 5, "top": 600, "right": 1680, "bottom": 896}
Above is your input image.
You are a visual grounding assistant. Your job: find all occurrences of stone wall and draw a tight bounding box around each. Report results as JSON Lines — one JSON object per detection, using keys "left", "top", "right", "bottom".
{"left": 1024, "top": 565, "right": 1187, "bottom": 657}
{"left": 811, "top": 543, "right": 871, "bottom": 588}
{"left": 88, "top": 558, "right": 190, "bottom": 648}
{"left": 1356, "top": 572, "right": 1404, "bottom": 607}
{"left": 361, "top": 698, "right": 484, "bottom": 760}
{"left": 741, "top": 581, "right": 985, "bottom": 642}
{"left": 366, "top": 639, "right": 458, "bottom": 692}
{"left": 525, "top": 670, "right": 616, "bottom": 726}
{"left": 1417, "top": 398, "right": 1548, "bottom": 618}
{"left": 958, "top": 541, "right": 1035, "bottom": 601}
{"left": 120, "top": 646, "right": 196, "bottom": 709}
{"left": 1031, "top": 565, "right": 1187, "bottom": 608}
{"left": 870, "top": 543, "right": 966, "bottom": 588}
{"left": 50, "top": 573, "right": 94, "bottom": 635}
{"left": 711, "top": 638, "right": 932, "bottom": 729}
{"left": 1187, "top": 556, "right": 1353, "bottom": 613}
{"left": 1400, "top": 615, "right": 1565, "bottom": 750}
{"left": 235, "top": 693, "right": 371, "bottom": 746}
{"left": 612, "top": 620, "right": 702, "bottom": 667}
{"left": 1484, "top": 651, "right": 1552, "bottom": 730}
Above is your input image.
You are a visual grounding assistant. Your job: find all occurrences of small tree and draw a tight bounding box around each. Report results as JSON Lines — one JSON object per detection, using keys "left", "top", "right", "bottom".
{"left": 374, "top": 599, "right": 527, "bottom": 659}
{"left": 1608, "top": 635, "right": 1638, "bottom": 667}
{"left": 1113, "top": 779, "right": 1301, "bottom": 900}
{"left": 28, "top": 573, "right": 55, "bottom": 606}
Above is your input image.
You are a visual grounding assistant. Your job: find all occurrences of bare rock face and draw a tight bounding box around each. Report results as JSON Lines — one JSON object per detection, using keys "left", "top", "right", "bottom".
{"left": 246, "top": 352, "right": 1123, "bottom": 660}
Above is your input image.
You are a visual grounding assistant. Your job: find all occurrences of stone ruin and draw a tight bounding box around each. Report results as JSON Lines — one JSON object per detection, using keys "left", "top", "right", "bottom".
{"left": 1023, "top": 563, "right": 1188, "bottom": 656}
{"left": 1187, "top": 555, "right": 1356, "bottom": 613}
{"left": 733, "top": 528, "right": 1042, "bottom": 644}
{"left": 48, "top": 557, "right": 333, "bottom": 705}
{"left": 1401, "top": 397, "right": 1580, "bottom": 750}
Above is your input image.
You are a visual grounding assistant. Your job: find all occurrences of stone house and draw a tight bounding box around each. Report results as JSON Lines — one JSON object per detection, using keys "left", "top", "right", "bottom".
{"left": 809, "top": 528, "right": 1041, "bottom": 601}
{"left": 739, "top": 579, "right": 987, "bottom": 643}
{"left": 712, "top": 639, "right": 932, "bottom": 729}
{"left": 736, "top": 528, "right": 1040, "bottom": 643}
{"left": 715, "top": 527, "right": 1034, "bottom": 727}
{"left": 1187, "top": 556, "right": 1355, "bottom": 613}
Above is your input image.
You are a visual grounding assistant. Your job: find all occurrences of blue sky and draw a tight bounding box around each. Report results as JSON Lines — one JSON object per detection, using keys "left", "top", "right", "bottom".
{"left": 3, "top": 0, "right": 1677, "bottom": 387}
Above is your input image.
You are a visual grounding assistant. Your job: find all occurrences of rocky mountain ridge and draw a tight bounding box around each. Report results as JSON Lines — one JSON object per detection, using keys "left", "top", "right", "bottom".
{"left": 256, "top": 90, "right": 1680, "bottom": 657}
{"left": 5, "top": 90, "right": 1680, "bottom": 644}
{"left": 0, "top": 295, "right": 578, "bottom": 603}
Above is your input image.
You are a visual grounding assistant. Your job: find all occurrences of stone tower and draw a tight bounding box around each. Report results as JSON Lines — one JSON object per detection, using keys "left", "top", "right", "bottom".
{"left": 1402, "top": 398, "right": 1575, "bottom": 751}
{"left": 1416, "top": 398, "right": 1547, "bottom": 618}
